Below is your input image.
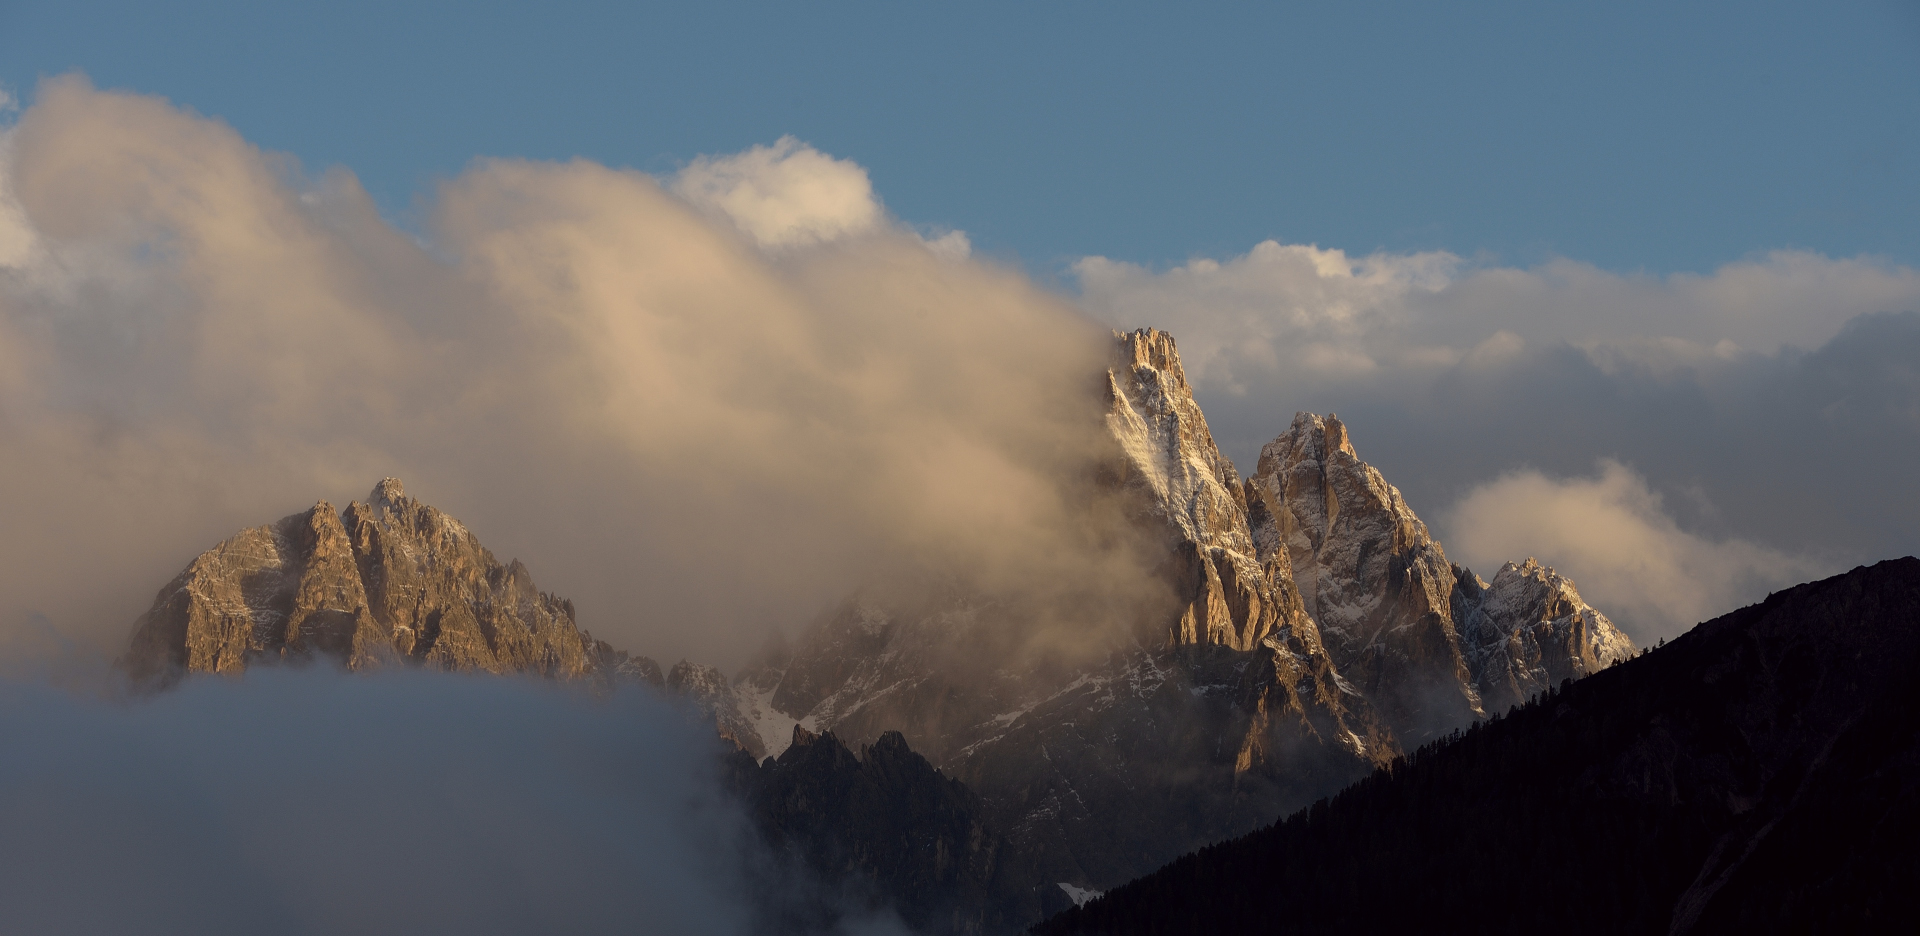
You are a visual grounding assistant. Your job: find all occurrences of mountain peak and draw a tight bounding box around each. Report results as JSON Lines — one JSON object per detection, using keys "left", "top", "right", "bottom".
{"left": 1277, "top": 411, "right": 1357, "bottom": 461}
{"left": 1113, "top": 327, "right": 1190, "bottom": 389}
{"left": 119, "top": 479, "right": 650, "bottom": 688}
{"left": 370, "top": 477, "right": 407, "bottom": 511}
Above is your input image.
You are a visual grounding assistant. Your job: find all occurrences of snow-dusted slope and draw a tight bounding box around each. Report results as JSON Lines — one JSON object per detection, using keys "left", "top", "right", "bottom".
{"left": 1250, "top": 413, "right": 1636, "bottom": 741}
{"left": 666, "top": 660, "right": 772, "bottom": 760}
{"left": 1454, "top": 558, "right": 1636, "bottom": 713}
{"left": 1249, "top": 413, "right": 1482, "bottom": 740}
{"left": 1106, "top": 328, "right": 1316, "bottom": 652}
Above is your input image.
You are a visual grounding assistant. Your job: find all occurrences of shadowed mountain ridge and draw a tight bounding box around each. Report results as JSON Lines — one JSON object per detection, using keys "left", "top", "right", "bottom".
{"left": 1036, "top": 557, "right": 1920, "bottom": 936}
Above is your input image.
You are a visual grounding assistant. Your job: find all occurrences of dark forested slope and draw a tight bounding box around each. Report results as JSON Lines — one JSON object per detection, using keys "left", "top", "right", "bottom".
{"left": 724, "top": 726, "right": 1039, "bottom": 935}
{"left": 1037, "top": 558, "right": 1920, "bottom": 935}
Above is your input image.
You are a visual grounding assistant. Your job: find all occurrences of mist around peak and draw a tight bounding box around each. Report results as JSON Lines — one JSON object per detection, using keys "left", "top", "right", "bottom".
{"left": 0, "top": 75, "right": 1164, "bottom": 674}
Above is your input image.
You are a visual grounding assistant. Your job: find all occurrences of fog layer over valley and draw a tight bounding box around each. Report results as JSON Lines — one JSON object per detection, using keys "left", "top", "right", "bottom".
{"left": 0, "top": 670, "right": 905, "bottom": 936}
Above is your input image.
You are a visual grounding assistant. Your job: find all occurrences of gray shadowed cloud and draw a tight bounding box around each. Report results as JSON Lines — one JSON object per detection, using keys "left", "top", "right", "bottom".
{"left": 0, "top": 670, "right": 763, "bottom": 935}
{"left": 1078, "top": 243, "right": 1920, "bottom": 641}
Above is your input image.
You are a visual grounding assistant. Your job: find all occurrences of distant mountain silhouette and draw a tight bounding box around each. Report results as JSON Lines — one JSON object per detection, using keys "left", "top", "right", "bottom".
{"left": 1037, "top": 557, "right": 1920, "bottom": 935}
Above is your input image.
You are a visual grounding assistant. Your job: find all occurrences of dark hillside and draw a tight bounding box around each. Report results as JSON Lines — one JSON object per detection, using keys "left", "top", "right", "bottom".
{"left": 724, "top": 727, "right": 1036, "bottom": 935}
{"left": 1037, "top": 558, "right": 1920, "bottom": 935}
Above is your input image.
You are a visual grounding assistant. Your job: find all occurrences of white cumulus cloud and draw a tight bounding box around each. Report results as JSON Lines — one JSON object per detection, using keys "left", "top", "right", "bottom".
{"left": 670, "top": 135, "right": 884, "bottom": 249}
{"left": 1076, "top": 241, "right": 1920, "bottom": 399}
{"left": 1442, "top": 460, "right": 1827, "bottom": 643}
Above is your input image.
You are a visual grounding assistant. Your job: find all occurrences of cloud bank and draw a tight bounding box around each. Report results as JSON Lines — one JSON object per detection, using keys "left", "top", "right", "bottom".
{"left": 1443, "top": 460, "right": 1824, "bottom": 639}
{"left": 0, "top": 671, "right": 757, "bottom": 935}
{"left": 0, "top": 75, "right": 1151, "bottom": 672}
{"left": 1077, "top": 242, "right": 1920, "bottom": 640}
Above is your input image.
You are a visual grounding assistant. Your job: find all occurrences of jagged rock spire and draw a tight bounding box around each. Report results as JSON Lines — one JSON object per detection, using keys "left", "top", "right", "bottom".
{"left": 1251, "top": 412, "right": 1634, "bottom": 740}
{"left": 1105, "top": 328, "right": 1315, "bottom": 651}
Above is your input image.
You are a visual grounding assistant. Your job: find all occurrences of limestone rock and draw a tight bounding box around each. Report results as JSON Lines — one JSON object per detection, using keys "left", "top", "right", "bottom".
{"left": 1453, "top": 558, "right": 1636, "bottom": 713}
{"left": 1249, "top": 413, "right": 1636, "bottom": 741}
{"left": 742, "top": 331, "right": 1392, "bottom": 893}
{"left": 121, "top": 478, "right": 655, "bottom": 689}
{"left": 744, "top": 333, "right": 1634, "bottom": 896}
{"left": 1106, "top": 328, "right": 1311, "bottom": 651}
{"left": 1249, "top": 412, "right": 1482, "bottom": 740}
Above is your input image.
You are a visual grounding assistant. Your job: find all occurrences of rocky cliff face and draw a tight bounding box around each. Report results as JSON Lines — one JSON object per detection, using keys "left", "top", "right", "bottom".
{"left": 1453, "top": 558, "right": 1635, "bottom": 714}
{"left": 732, "top": 329, "right": 1632, "bottom": 896}
{"left": 1249, "top": 413, "right": 1633, "bottom": 740}
{"left": 668, "top": 659, "right": 770, "bottom": 760}
{"left": 1105, "top": 329, "right": 1311, "bottom": 652}
{"left": 121, "top": 479, "right": 656, "bottom": 689}
{"left": 1250, "top": 413, "right": 1482, "bottom": 740}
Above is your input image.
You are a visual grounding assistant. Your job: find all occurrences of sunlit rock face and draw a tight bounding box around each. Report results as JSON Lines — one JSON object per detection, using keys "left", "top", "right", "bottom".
{"left": 1453, "top": 558, "right": 1636, "bottom": 714}
{"left": 742, "top": 329, "right": 1633, "bottom": 893}
{"left": 1105, "top": 327, "right": 1305, "bottom": 651}
{"left": 1249, "top": 413, "right": 1635, "bottom": 741}
{"left": 1250, "top": 412, "right": 1482, "bottom": 741}
{"left": 120, "top": 478, "right": 653, "bottom": 689}
{"left": 740, "top": 330, "right": 1393, "bottom": 896}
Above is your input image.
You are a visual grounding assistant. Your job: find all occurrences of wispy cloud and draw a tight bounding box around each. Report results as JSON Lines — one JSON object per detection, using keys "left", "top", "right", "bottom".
{"left": 0, "top": 75, "right": 1147, "bottom": 671}
{"left": 1077, "top": 241, "right": 1920, "bottom": 397}
{"left": 1442, "top": 460, "right": 1825, "bottom": 642}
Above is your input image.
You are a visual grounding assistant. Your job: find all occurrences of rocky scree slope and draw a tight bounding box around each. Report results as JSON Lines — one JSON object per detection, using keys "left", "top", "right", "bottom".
{"left": 732, "top": 328, "right": 1634, "bottom": 901}
{"left": 1037, "top": 557, "right": 1920, "bottom": 936}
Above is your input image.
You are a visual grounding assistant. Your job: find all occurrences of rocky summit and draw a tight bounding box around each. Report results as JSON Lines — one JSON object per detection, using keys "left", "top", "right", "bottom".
{"left": 730, "top": 328, "right": 1636, "bottom": 900}
{"left": 1251, "top": 411, "right": 1635, "bottom": 741}
{"left": 120, "top": 478, "right": 652, "bottom": 689}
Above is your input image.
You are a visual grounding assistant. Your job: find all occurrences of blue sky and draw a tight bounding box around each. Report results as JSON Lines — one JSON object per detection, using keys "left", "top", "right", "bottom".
{"left": 4, "top": 0, "right": 1915, "bottom": 275}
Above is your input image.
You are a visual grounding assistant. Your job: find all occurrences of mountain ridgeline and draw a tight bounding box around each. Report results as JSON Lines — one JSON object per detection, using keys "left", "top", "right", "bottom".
{"left": 731, "top": 328, "right": 1635, "bottom": 908}
{"left": 121, "top": 478, "right": 660, "bottom": 692}
{"left": 118, "top": 329, "right": 1640, "bottom": 933}
{"left": 1036, "top": 557, "right": 1920, "bottom": 935}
